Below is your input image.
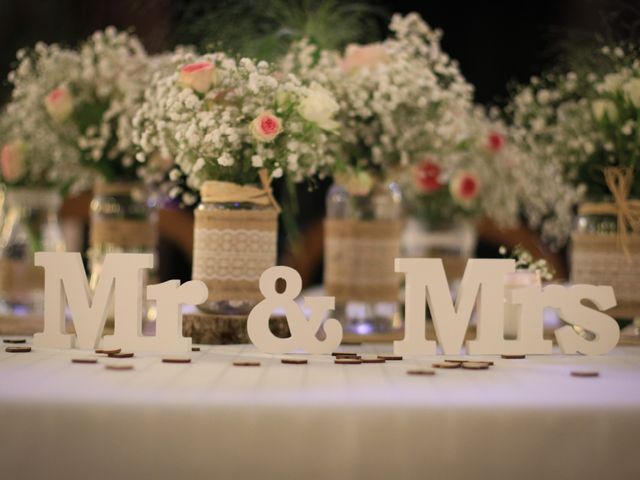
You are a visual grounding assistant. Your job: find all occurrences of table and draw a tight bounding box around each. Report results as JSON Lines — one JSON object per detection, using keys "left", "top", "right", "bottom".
{"left": 1, "top": 339, "right": 639, "bottom": 480}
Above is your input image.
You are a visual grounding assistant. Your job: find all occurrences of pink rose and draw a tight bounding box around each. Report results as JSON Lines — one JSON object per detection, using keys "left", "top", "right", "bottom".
{"left": 415, "top": 159, "right": 443, "bottom": 193}
{"left": 250, "top": 112, "right": 282, "bottom": 142}
{"left": 450, "top": 170, "right": 480, "bottom": 205}
{"left": 486, "top": 131, "right": 505, "bottom": 152}
{"left": 179, "top": 61, "right": 217, "bottom": 93}
{"left": 1, "top": 140, "right": 26, "bottom": 182}
{"left": 341, "top": 43, "right": 389, "bottom": 74}
{"left": 44, "top": 86, "right": 73, "bottom": 122}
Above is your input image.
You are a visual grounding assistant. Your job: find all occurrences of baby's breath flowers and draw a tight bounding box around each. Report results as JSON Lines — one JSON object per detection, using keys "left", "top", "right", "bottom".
{"left": 281, "top": 13, "right": 474, "bottom": 189}
{"left": 499, "top": 244, "right": 555, "bottom": 281}
{"left": 508, "top": 44, "right": 640, "bottom": 246}
{"left": 3, "top": 27, "right": 154, "bottom": 191}
{"left": 132, "top": 52, "right": 340, "bottom": 205}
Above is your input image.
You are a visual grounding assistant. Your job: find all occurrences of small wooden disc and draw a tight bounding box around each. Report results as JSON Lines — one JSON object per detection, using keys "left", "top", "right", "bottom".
{"left": 571, "top": 370, "right": 599, "bottom": 378}
{"left": 501, "top": 354, "right": 526, "bottom": 359}
{"left": 96, "top": 348, "right": 121, "bottom": 355}
{"left": 461, "top": 361, "right": 490, "bottom": 370}
{"left": 281, "top": 358, "right": 308, "bottom": 365}
{"left": 444, "top": 359, "right": 466, "bottom": 364}
{"left": 105, "top": 364, "right": 134, "bottom": 371}
{"left": 233, "top": 361, "right": 261, "bottom": 367}
{"left": 407, "top": 369, "right": 436, "bottom": 376}
{"left": 361, "top": 358, "right": 386, "bottom": 364}
{"left": 332, "top": 352, "right": 358, "bottom": 357}
{"left": 377, "top": 355, "right": 403, "bottom": 361}
{"left": 191, "top": 347, "right": 201, "bottom": 352}
{"left": 5, "top": 346, "right": 31, "bottom": 353}
{"left": 335, "top": 359, "right": 362, "bottom": 365}
{"left": 162, "top": 358, "right": 192, "bottom": 364}
{"left": 335, "top": 354, "right": 361, "bottom": 360}
{"left": 71, "top": 358, "right": 98, "bottom": 364}
{"left": 108, "top": 352, "right": 134, "bottom": 358}
{"left": 432, "top": 362, "right": 460, "bottom": 369}
{"left": 3, "top": 339, "right": 26, "bottom": 344}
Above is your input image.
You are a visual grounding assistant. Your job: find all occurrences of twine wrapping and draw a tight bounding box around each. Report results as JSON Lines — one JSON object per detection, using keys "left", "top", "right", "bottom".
{"left": 324, "top": 219, "right": 403, "bottom": 303}
{"left": 199, "top": 169, "right": 281, "bottom": 212}
{"left": 193, "top": 175, "right": 279, "bottom": 302}
{"left": 578, "top": 167, "right": 640, "bottom": 257}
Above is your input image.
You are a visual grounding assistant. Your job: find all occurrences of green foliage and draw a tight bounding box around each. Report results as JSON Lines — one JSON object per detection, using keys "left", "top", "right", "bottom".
{"left": 172, "top": 0, "right": 386, "bottom": 60}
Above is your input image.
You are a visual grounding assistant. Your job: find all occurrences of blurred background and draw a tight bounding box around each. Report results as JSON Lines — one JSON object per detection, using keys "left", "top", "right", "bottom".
{"left": 1, "top": 0, "right": 638, "bottom": 286}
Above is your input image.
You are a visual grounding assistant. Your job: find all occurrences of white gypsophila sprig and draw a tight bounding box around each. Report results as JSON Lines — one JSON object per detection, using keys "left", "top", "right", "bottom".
{"left": 5, "top": 27, "right": 152, "bottom": 190}
{"left": 132, "top": 51, "right": 339, "bottom": 205}
{"left": 281, "top": 13, "right": 474, "bottom": 180}
{"left": 508, "top": 46, "right": 640, "bottom": 247}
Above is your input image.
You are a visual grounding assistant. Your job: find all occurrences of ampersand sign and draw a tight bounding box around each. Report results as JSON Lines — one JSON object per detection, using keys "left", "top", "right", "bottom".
{"left": 247, "top": 266, "right": 343, "bottom": 354}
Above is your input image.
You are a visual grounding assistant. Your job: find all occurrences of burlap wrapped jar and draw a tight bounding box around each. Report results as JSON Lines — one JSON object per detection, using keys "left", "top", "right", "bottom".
{"left": 570, "top": 167, "right": 640, "bottom": 318}
{"left": 192, "top": 178, "right": 279, "bottom": 315}
{"left": 324, "top": 179, "right": 403, "bottom": 334}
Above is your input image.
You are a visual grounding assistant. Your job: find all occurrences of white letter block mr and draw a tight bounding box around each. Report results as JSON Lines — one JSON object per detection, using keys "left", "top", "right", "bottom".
{"left": 33, "top": 252, "right": 207, "bottom": 353}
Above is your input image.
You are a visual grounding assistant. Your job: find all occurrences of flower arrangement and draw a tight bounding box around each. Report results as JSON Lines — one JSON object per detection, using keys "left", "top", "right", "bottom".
{"left": 499, "top": 244, "right": 555, "bottom": 281}
{"left": 508, "top": 44, "right": 640, "bottom": 246}
{"left": 132, "top": 51, "right": 340, "bottom": 205}
{"left": 5, "top": 27, "right": 152, "bottom": 189}
{"left": 401, "top": 107, "right": 521, "bottom": 227}
{"left": 281, "top": 13, "right": 474, "bottom": 191}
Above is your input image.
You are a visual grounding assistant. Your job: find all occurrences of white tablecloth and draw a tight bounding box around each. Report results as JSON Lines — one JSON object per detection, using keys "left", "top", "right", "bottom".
{"left": 1, "top": 338, "right": 639, "bottom": 480}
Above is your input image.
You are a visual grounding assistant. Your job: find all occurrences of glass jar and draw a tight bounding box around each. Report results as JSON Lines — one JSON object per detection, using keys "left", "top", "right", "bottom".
{"left": 402, "top": 217, "right": 477, "bottom": 284}
{"left": 88, "top": 181, "right": 158, "bottom": 289}
{"left": 325, "top": 180, "right": 403, "bottom": 335}
{"left": 192, "top": 189, "right": 278, "bottom": 316}
{"left": 0, "top": 188, "right": 65, "bottom": 316}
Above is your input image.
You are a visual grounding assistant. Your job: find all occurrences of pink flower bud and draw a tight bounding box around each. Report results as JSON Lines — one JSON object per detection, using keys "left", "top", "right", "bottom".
{"left": 341, "top": 44, "right": 389, "bottom": 74}
{"left": 486, "top": 131, "right": 505, "bottom": 152}
{"left": 1, "top": 140, "right": 26, "bottom": 182}
{"left": 44, "top": 86, "right": 73, "bottom": 122}
{"left": 179, "top": 61, "right": 217, "bottom": 93}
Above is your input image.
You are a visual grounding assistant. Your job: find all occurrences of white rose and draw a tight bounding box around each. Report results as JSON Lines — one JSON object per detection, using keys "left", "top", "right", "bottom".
{"left": 592, "top": 99, "right": 618, "bottom": 122}
{"left": 623, "top": 78, "right": 640, "bottom": 108}
{"left": 44, "top": 86, "right": 73, "bottom": 122}
{"left": 298, "top": 82, "right": 339, "bottom": 131}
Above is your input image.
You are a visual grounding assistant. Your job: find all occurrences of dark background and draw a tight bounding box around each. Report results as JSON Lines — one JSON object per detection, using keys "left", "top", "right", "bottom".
{"left": 0, "top": 0, "right": 635, "bottom": 105}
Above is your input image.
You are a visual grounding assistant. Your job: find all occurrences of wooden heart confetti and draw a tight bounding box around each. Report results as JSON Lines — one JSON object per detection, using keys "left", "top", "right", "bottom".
{"left": 233, "top": 361, "right": 261, "bottom": 367}
{"left": 71, "top": 358, "right": 98, "bottom": 364}
{"left": 281, "top": 358, "right": 308, "bottom": 364}
{"left": 108, "top": 352, "right": 134, "bottom": 358}
{"left": 407, "top": 369, "right": 436, "bottom": 376}
{"left": 378, "top": 355, "right": 403, "bottom": 361}
{"left": 5, "top": 346, "right": 31, "bottom": 353}
{"left": 105, "top": 364, "right": 134, "bottom": 371}
{"left": 361, "top": 358, "right": 386, "bottom": 364}
{"left": 3, "top": 339, "right": 26, "bottom": 344}
{"left": 162, "top": 358, "right": 192, "bottom": 364}
{"left": 461, "top": 361, "right": 490, "bottom": 370}
{"left": 501, "top": 354, "right": 526, "bottom": 359}
{"left": 432, "top": 362, "right": 460, "bottom": 369}
{"left": 96, "top": 348, "right": 121, "bottom": 355}
{"left": 335, "top": 359, "right": 362, "bottom": 364}
{"left": 571, "top": 371, "right": 599, "bottom": 378}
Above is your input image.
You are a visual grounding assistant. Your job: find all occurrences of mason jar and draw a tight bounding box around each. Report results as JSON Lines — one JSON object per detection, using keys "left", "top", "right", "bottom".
{"left": 325, "top": 180, "right": 403, "bottom": 335}
{"left": 192, "top": 181, "right": 279, "bottom": 315}
{"left": 571, "top": 201, "right": 640, "bottom": 325}
{"left": 88, "top": 181, "right": 158, "bottom": 290}
{"left": 0, "top": 188, "right": 65, "bottom": 316}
